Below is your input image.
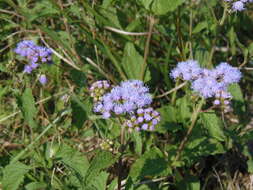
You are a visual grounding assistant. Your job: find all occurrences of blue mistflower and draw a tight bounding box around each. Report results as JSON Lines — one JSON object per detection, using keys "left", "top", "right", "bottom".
{"left": 93, "top": 80, "right": 152, "bottom": 118}
{"left": 39, "top": 74, "right": 47, "bottom": 85}
{"left": 224, "top": 0, "right": 252, "bottom": 11}
{"left": 170, "top": 60, "right": 242, "bottom": 106}
{"left": 170, "top": 60, "right": 202, "bottom": 81}
{"left": 15, "top": 40, "right": 52, "bottom": 73}
{"left": 91, "top": 79, "right": 161, "bottom": 131}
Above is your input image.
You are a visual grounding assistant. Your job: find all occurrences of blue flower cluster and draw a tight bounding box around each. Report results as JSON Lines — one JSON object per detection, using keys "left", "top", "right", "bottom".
{"left": 14, "top": 40, "right": 52, "bottom": 84}
{"left": 90, "top": 80, "right": 160, "bottom": 131}
{"left": 171, "top": 60, "right": 242, "bottom": 106}
{"left": 224, "top": 0, "right": 253, "bottom": 11}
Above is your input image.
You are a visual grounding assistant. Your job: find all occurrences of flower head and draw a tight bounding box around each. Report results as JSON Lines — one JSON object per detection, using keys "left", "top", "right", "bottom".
{"left": 15, "top": 40, "right": 53, "bottom": 74}
{"left": 170, "top": 60, "right": 241, "bottom": 103}
{"left": 170, "top": 60, "right": 202, "bottom": 81}
{"left": 39, "top": 74, "right": 47, "bottom": 85}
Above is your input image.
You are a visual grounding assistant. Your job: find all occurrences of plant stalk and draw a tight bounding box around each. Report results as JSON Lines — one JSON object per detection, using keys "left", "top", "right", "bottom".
{"left": 173, "top": 98, "right": 205, "bottom": 164}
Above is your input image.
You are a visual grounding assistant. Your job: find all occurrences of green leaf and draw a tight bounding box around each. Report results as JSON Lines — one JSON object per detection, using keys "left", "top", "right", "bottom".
{"left": 3, "top": 162, "right": 30, "bottom": 190}
{"left": 200, "top": 112, "right": 225, "bottom": 141}
{"left": 140, "top": 0, "right": 153, "bottom": 9}
{"left": 157, "top": 105, "right": 179, "bottom": 133}
{"left": 177, "top": 176, "right": 200, "bottom": 190}
{"left": 122, "top": 42, "right": 150, "bottom": 82}
{"left": 176, "top": 96, "right": 191, "bottom": 122}
{"left": 107, "top": 179, "right": 117, "bottom": 190}
{"left": 27, "top": 0, "right": 59, "bottom": 22}
{"left": 152, "top": 0, "right": 185, "bottom": 15}
{"left": 242, "top": 146, "right": 253, "bottom": 173}
{"left": 228, "top": 83, "right": 245, "bottom": 114}
{"left": 192, "top": 21, "right": 208, "bottom": 34}
{"left": 88, "top": 171, "right": 109, "bottom": 190}
{"left": 18, "top": 88, "right": 38, "bottom": 128}
{"left": 25, "top": 182, "right": 47, "bottom": 190}
{"left": 129, "top": 147, "right": 170, "bottom": 181}
{"left": 84, "top": 151, "right": 117, "bottom": 185}
{"left": 131, "top": 131, "right": 143, "bottom": 155}
{"left": 71, "top": 96, "right": 90, "bottom": 129}
{"left": 56, "top": 144, "right": 90, "bottom": 183}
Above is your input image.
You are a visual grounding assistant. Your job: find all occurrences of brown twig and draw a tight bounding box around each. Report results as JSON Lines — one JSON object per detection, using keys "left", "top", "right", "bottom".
{"left": 140, "top": 16, "right": 156, "bottom": 80}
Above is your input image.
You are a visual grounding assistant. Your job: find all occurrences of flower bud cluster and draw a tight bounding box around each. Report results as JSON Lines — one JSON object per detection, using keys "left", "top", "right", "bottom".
{"left": 123, "top": 107, "right": 161, "bottom": 132}
{"left": 99, "top": 139, "right": 114, "bottom": 152}
{"left": 89, "top": 80, "right": 110, "bottom": 102}
{"left": 171, "top": 60, "right": 241, "bottom": 106}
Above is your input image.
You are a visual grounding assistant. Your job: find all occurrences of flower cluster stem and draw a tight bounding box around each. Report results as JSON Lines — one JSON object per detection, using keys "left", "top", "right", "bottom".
{"left": 173, "top": 98, "right": 205, "bottom": 164}
{"left": 118, "top": 125, "right": 125, "bottom": 190}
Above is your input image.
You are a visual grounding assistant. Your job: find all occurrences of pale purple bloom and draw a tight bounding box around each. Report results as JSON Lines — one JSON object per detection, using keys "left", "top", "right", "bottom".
{"left": 213, "top": 62, "right": 241, "bottom": 84}
{"left": 39, "top": 75, "right": 47, "bottom": 85}
{"left": 170, "top": 60, "right": 242, "bottom": 103}
{"left": 102, "top": 112, "right": 111, "bottom": 119}
{"left": 213, "top": 100, "right": 221, "bottom": 105}
{"left": 24, "top": 65, "right": 33, "bottom": 73}
{"left": 170, "top": 60, "right": 202, "bottom": 81}
{"left": 232, "top": 1, "right": 245, "bottom": 11}
{"left": 225, "top": 0, "right": 252, "bottom": 11}
{"left": 15, "top": 40, "right": 53, "bottom": 74}
{"left": 141, "top": 124, "right": 149, "bottom": 130}
{"left": 93, "top": 80, "right": 152, "bottom": 117}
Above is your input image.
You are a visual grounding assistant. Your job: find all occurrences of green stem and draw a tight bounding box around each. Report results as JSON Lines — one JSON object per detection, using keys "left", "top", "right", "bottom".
{"left": 219, "top": 2, "right": 228, "bottom": 26}
{"left": 173, "top": 98, "right": 205, "bottom": 164}
{"left": 171, "top": 79, "right": 180, "bottom": 105}
{"left": 189, "top": 2, "right": 193, "bottom": 59}
{"left": 118, "top": 126, "right": 125, "bottom": 190}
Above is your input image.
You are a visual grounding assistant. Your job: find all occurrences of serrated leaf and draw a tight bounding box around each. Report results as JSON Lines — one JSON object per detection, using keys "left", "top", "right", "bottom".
{"left": 56, "top": 144, "right": 90, "bottom": 183}
{"left": 129, "top": 147, "right": 170, "bottom": 181}
{"left": 19, "top": 88, "right": 38, "bottom": 128}
{"left": 3, "top": 162, "right": 30, "bottom": 190}
{"left": 122, "top": 42, "right": 150, "bottom": 82}
{"left": 200, "top": 112, "right": 225, "bottom": 141}
{"left": 84, "top": 151, "right": 117, "bottom": 185}
{"left": 88, "top": 171, "right": 109, "bottom": 190}
{"left": 157, "top": 105, "right": 179, "bottom": 133}
{"left": 152, "top": 0, "right": 185, "bottom": 15}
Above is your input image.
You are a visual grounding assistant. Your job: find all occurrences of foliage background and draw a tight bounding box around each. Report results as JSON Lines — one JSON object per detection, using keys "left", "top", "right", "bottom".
{"left": 1, "top": 0, "right": 253, "bottom": 189}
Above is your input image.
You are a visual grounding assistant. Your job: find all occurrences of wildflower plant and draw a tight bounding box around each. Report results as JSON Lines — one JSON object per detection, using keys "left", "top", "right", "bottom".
{"left": 2, "top": 0, "right": 253, "bottom": 190}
